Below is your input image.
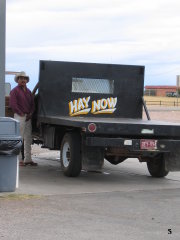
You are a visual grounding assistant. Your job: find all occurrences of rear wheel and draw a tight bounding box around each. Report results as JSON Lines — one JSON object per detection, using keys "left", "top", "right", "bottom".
{"left": 60, "top": 132, "right": 82, "bottom": 177}
{"left": 147, "top": 155, "right": 169, "bottom": 178}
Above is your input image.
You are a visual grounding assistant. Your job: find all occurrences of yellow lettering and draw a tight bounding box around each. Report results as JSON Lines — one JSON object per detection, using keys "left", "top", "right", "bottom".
{"left": 69, "top": 100, "right": 77, "bottom": 115}
{"left": 100, "top": 99, "right": 108, "bottom": 110}
{"left": 107, "top": 97, "right": 117, "bottom": 109}
{"left": 82, "top": 96, "right": 90, "bottom": 108}
{"left": 91, "top": 100, "right": 101, "bottom": 113}
{"left": 77, "top": 98, "right": 85, "bottom": 111}
{"left": 69, "top": 96, "right": 117, "bottom": 116}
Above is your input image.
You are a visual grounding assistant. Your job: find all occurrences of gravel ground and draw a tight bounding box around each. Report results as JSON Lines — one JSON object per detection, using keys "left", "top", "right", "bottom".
{"left": 143, "top": 106, "right": 180, "bottom": 123}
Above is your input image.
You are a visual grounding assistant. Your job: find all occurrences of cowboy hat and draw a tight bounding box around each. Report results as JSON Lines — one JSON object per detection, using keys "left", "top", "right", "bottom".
{"left": 14, "top": 71, "right": 29, "bottom": 83}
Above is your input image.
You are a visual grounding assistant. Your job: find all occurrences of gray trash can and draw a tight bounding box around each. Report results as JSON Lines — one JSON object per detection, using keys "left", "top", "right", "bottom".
{"left": 0, "top": 117, "right": 22, "bottom": 192}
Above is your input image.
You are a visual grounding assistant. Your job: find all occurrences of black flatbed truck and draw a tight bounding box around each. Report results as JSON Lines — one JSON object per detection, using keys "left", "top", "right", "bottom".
{"left": 33, "top": 60, "right": 180, "bottom": 177}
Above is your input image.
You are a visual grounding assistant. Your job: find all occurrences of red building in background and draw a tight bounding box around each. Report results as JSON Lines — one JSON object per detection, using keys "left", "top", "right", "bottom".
{"left": 144, "top": 86, "right": 178, "bottom": 97}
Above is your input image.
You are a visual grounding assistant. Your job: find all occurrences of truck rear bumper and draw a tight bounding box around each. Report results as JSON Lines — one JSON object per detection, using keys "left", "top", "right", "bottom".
{"left": 85, "top": 137, "right": 180, "bottom": 153}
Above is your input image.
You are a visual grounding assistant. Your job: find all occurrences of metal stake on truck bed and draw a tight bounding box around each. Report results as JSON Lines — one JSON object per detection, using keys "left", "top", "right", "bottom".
{"left": 142, "top": 97, "right": 151, "bottom": 120}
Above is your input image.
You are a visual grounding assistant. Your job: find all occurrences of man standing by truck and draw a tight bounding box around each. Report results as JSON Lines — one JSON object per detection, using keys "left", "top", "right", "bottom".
{"left": 9, "top": 71, "right": 37, "bottom": 166}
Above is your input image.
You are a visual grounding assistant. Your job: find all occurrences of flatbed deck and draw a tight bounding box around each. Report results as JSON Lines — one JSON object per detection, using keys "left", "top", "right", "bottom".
{"left": 38, "top": 115, "right": 180, "bottom": 138}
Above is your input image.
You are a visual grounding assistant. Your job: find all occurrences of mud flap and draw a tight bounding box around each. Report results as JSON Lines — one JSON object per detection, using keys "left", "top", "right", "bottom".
{"left": 82, "top": 146, "right": 104, "bottom": 171}
{"left": 165, "top": 151, "right": 180, "bottom": 171}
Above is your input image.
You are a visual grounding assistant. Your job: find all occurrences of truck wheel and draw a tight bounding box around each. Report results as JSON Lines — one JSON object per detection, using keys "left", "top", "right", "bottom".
{"left": 60, "top": 132, "right": 82, "bottom": 177}
{"left": 147, "top": 155, "right": 169, "bottom": 178}
{"left": 105, "top": 156, "right": 126, "bottom": 165}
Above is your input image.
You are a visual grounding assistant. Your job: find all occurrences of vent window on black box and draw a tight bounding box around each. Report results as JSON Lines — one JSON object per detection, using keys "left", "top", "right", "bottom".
{"left": 72, "top": 77, "right": 114, "bottom": 94}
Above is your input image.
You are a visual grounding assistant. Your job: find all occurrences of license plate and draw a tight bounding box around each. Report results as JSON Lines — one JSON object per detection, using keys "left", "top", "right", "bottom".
{"left": 140, "top": 139, "right": 157, "bottom": 150}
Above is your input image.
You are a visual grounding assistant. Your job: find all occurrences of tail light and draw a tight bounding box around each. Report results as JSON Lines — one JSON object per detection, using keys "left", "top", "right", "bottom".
{"left": 88, "top": 123, "right": 97, "bottom": 133}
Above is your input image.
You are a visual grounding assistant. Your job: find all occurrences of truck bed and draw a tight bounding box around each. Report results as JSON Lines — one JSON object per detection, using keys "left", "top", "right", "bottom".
{"left": 38, "top": 115, "right": 180, "bottom": 139}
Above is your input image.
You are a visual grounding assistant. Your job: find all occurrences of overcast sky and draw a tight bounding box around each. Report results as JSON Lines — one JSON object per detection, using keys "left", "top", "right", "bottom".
{"left": 6, "top": 0, "right": 180, "bottom": 90}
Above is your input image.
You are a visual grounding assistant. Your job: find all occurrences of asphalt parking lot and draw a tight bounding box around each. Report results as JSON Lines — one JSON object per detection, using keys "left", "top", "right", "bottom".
{"left": 0, "top": 108, "right": 180, "bottom": 240}
{"left": 0, "top": 151, "right": 180, "bottom": 240}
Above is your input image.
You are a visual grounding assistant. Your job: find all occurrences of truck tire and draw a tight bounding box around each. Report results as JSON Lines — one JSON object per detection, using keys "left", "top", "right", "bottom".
{"left": 60, "top": 132, "right": 82, "bottom": 177}
{"left": 147, "top": 155, "right": 169, "bottom": 178}
{"left": 105, "top": 156, "right": 126, "bottom": 165}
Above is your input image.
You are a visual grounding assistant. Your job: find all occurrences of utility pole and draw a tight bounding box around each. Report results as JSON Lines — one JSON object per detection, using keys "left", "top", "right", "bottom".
{"left": 0, "top": 0, "right": 6, "bottom": 117}
{"left": 177, "top": 75, "right": 180, "bottom": 107}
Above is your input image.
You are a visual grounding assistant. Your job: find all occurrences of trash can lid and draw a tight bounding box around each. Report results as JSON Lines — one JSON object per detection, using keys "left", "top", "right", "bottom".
{"left": 0, "top": 117, "right": 21, "bottom": 138}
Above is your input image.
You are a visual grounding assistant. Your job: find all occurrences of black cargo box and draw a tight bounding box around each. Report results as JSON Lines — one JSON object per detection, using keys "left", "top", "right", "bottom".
{"left": 38, "top": 60, "right": 144, "bottom": 119}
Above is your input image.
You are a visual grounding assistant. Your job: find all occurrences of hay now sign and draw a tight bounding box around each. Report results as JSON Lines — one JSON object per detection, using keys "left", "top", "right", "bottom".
{"left": 69, "top": 97, "right": 117, "bottom": 116}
